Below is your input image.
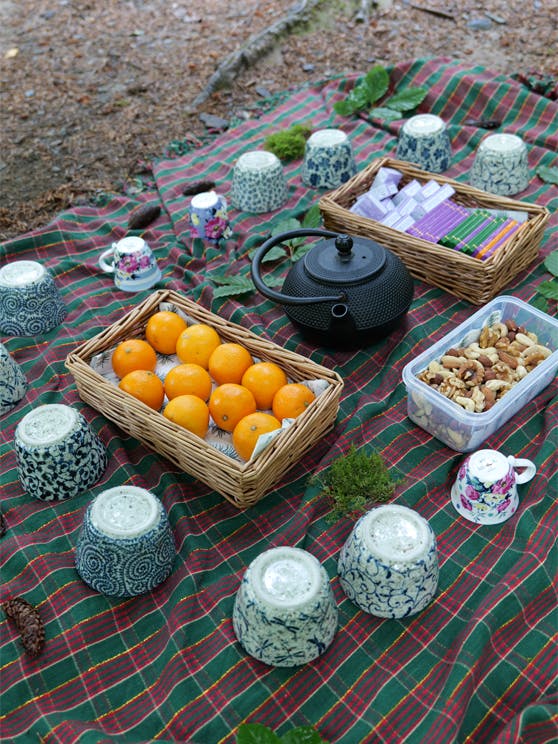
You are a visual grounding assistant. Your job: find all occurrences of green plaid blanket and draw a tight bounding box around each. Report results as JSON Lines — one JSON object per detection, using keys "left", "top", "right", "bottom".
{"left": 1, "top": 57, "right": 557, "bottom": 744}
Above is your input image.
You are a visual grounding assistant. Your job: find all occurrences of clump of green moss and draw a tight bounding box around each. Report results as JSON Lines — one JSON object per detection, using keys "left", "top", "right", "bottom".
{"left": 264, "top": 124, "right": 312, "bottom": 161}
{"left": 311, "top": 444, "right": 400, "bottom": 523}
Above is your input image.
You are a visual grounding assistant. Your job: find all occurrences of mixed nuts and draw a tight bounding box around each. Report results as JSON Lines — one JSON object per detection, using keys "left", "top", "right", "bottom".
{"left": 417, "top": 319, "right": 552, "bottom": 413}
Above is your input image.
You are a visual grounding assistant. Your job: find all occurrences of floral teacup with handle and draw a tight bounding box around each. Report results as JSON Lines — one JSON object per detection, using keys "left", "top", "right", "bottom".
{"left": 451, "top": 448, "right": 536, "bottom": 525}
{"left": 99, "top": 236, "right": 161, "bottom": 292}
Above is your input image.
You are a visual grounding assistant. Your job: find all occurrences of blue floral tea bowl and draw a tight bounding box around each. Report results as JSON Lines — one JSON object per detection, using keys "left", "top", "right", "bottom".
{"left": 230, "top": 151, "right": 288, "bottom": 213}
{"left": 470, "top": 134, "right": 530, "bottom": 196}
{"left": 396, "top": 114, "right": 452, "bottom": 173}
{"left": 232, "top": 546, "right": 338, "bottom": 667}
{"left": 451, "top": 448, "right": 536, "bottom": 525}
{"left": 75, "top": 486, "right": 176, "bottom": 598}
{"left": 302, "top": 128, "right": 356, "bottom": 189}
{"left": 0, "top": 260, "right": 68, "bottom": 336}
{"left": 15, "top": 403, "right": 108, "bottom": 501}
{"left": 338, "top": 504, "right": 439, "bottom": 619}
{"left": 99, "top": 236, "right": 161, "bottom": 292}
{"left": 0, "top": 343, "right": 27, "bottom": 416}
{"left": 189, "top": 190, "right": 231, "bottom": 242}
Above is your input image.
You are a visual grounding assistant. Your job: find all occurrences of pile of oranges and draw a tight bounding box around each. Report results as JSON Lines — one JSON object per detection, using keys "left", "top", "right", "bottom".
{"left": 110, "top": 310, "right": 316, "bottom": 461}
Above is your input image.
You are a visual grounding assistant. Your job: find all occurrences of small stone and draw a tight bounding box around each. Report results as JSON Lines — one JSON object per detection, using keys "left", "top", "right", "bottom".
{"left": 467, "top": 17, "right": 492, "bottom": 30}
{"left": 255, "top": 85, "right": 271, "bottom": 98}
{"left": 198, "top": 112, "right": 229, "bottom": 132}
{"left": 302, "top": 63, "right": 315, "bottom": 72}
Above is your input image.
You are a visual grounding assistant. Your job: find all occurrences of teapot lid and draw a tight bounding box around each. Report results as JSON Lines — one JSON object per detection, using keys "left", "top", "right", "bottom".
{"left": 303, "top": 234, "right": 387, "bottom": 284}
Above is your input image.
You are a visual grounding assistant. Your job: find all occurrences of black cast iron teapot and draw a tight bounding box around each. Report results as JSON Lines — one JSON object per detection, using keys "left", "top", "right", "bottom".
{"left": 251, "top": 228, "right": 414, "bottom": 348}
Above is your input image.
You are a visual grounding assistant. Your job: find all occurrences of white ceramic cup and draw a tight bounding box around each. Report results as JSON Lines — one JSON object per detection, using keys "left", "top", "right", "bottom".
{"left": 232, "top": 546, "right": 338, "bottom": 667}
{"left": 338, "top": 504, "right": 439, "bottom": 618}
{"left": 301, "top": 128, "right": 356, "bottom": 189}
{"left": 470, "top": 133, "right": 530, "bottom": 196}
{"left": 14, "top": 403, "right": 108, "bottom": 501}
{"left": 396, "top": 114, "right": 452, "bottom": 173}
{"left": 99, "top": 236, "right": 161, "bottom": 292}
{"left": 75, "top": 486, "right": 176, "bottom": 597}
{"left": 451, "top": 448, "right": 536, "bottom": 524}
{"left": 0, "top": 342, "right": 27, "bottom": 416}
{"left": 0, "top": 260, "right": 68, "bottom": 336}
{"left": 230, "top": 151, "right": 288, "bottom": 213}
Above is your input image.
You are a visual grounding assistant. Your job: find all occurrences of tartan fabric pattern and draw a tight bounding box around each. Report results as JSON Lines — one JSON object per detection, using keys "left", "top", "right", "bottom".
{"left": 1, "top": 57, "right": 557, "bottom": 743}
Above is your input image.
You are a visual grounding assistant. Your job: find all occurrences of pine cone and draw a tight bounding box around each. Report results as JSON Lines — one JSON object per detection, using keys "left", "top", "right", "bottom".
{"left": 3, "top": 596, "right": 45, "bottom": 657}
{"left": 127, "top": 203, "right": 161, "bottom": 230}
{"left": 182, "top": 180, "right": 216, "bottom": 197}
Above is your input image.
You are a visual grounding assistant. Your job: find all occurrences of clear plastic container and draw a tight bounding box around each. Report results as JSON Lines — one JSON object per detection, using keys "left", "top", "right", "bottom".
{"left": 402, "top": 296, "right": 558, "bottom": 451}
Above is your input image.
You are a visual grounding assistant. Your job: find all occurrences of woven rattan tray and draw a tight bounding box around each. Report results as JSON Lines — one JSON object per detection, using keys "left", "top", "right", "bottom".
{"left": 66, "top": 290, "right": 344, "bottom": 508}
{"left": 319, "top": 157, "right": 550, "bottom": 305}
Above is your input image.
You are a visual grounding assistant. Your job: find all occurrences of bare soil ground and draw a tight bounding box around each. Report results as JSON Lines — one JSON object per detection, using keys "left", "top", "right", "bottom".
{"left": 0, "top": 0, "right": 556, "bottom": 241}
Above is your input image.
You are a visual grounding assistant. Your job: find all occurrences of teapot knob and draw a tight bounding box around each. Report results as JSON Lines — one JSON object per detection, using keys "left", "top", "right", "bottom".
{"left": 335, "top": 235, "right": 353, "bottom": 256}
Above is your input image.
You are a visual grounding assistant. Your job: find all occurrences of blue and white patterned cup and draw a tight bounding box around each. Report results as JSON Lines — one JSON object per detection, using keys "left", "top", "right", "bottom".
{"left": 233, "top": 546, "right": 338, "bottom": 667}
{"left": 338, "top": 504, "right": 439, "bottom": 619}
{"left": 99, "top": 236, "right": 161, "bottom": 292}
{"left": 302, "top": 128, "right": 357, "bottom": 189}
{"left": 230, "top": 151, "right": 288, "bottom": 213}
{"left": 75, "top": 486, "right": 176, "bottom": 597}
{"left": 0, "top": 260, "right": 68, "bottom": 337}
{"left": 0, "top": 343, "right": 27, "bottom": 416}
{"left": 15, "top": 403, "right": 108, "bottom": 501}
{"left": 396, "top": 114, "right": 452, "bottom": 173}
{"left": 470, "top": 134, "right": 530, "bottom": 196}
{"left": 188, "top": 190, "right": 231, "bottom": 242}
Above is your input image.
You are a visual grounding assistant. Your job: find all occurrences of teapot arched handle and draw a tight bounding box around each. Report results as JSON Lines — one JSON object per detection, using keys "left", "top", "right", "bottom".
{"left": 250, "top": 228, "right": 347, "bottom": 305}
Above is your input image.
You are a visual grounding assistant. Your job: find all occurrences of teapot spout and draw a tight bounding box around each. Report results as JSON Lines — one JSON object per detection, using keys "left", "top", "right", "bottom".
{"left": 328, "top": 303, "right": 357, "bottom": 342}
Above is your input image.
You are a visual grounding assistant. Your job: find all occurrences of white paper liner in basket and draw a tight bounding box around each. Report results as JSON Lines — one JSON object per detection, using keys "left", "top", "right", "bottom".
{"left": 90, "top": 301, "right": 330, "bottom": 463}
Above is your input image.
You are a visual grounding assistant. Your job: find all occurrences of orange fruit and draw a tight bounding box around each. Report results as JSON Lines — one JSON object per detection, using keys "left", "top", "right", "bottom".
{"left": 208, "top": 343, "right": 254, "bottom": 385}
{"left": 145, "top": 310, "right": 187, "bottom": 355}
{"left": 118, "top": 369, "right": 164, "bottom": 410}
{"left": 164, "top": 363, "right": 212, "bottom": 401}
{"left": 176, "top": 324, "right": 221, "bottom": 369}
{"left": 112, "top": 338, "right": 157, "bottom": 379}
{"left": 241, "top": 361, "right": 288, "bottom": 410}
{"left": 232, "top": 412, "right": 281, "bottom": 461}
{"left": 208, "top": 383, "right": 256, "bottom": 432}
{"left": 163, "top": 394, "right": 209, "bottom": 438}
{"left": 272, "top": 383, "right": 316, "bottom": 421}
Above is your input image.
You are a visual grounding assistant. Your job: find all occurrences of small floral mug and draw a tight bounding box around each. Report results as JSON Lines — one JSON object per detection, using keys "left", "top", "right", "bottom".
{"left": 451, "top": 448, "right": 536, "bottom": 525}
{"left": 99, "top": 236, "right": 161, "bottom": 292}
{"left": 188, "top": 191, "right": 231, "bottom": 243}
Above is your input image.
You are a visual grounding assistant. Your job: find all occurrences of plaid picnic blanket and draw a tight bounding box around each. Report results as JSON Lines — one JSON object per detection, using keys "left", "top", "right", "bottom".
{"left": 1, "top": 57, "right": 557, "bottom": 744}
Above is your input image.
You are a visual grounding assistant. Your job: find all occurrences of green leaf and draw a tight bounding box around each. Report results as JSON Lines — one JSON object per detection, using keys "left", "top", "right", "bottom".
{"left": 544, "top": 250, "right": 558, "bottom": 278}
{"left": 384, "top": 85, "right": 428, "bottom": 112}
{"left": 536, "top": 279, "right": 558, "bottom": 300}
{"left": 212, "top": 275, "right": 255, "bottom": 298}
{"left": 291, "top": 242, "right": 313, "bottom": 262}
{"left": 369, "top": 106, "right": 403, "bottom": 122}
{"left": 531, "top": 294, "right": 550, "bottom": 312}
{"left": 281, "top": 726, "right": 329, "bottom": 744}
{"left": 271, "top": 217, "right": 302, "bottom": 237}
{"left": 333, "top": 99, "right": 357, "bottom": 117}
{"left": 362, "top": 64, "right": 390, "bottom": 104}
{"left": 536, "top": 165, "right": 558, "bottom": 184}
{"left": 237, "top": 723, "right": 281, "bottom": 744}
{"left": 301, "top": 203, "right": 322, "bottom": 228}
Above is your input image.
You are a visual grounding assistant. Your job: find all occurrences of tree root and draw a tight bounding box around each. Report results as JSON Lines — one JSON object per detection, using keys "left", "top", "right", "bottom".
{"left": 192, "top": 0, "right": 325, "bottom": 108}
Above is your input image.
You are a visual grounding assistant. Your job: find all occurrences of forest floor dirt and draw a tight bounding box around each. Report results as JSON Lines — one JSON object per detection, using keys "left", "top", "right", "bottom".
{"left": 0, "top": 0, "right": 556, "bottom": 241}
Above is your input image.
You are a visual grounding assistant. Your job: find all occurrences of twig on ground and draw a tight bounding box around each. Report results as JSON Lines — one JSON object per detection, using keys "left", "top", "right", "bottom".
{"left": 192, "top": 0, "right": 323, "bottom": 107}
{"left": 409, "top": 3, "right": 456, "bottom": 21}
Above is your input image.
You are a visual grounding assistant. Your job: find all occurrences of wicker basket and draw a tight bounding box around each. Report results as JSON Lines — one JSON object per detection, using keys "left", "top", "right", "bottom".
{"left": 319, "top": 157, "right": 550, "bottom": 305}
{"left": 65, "top": 290, "right": 344, "bottom": 509}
